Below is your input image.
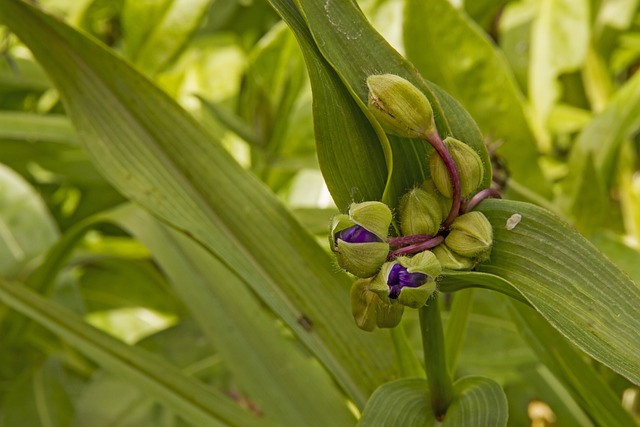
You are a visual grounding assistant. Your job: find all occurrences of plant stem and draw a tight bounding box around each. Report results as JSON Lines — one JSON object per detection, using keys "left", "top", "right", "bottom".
{"left": 387, "top": 236, "right": 444, "bottom": 260}
{"left": 424, "top": 132, "right": 461, "bottom": 228}
{"left": 463, "top": 188, "right": 501, "bottom": 213}
{"left": 388, "top": 234, "right": 434, "bottom": 247}
{"left": 419, "top": 292, "right": 454, "bottom": 420}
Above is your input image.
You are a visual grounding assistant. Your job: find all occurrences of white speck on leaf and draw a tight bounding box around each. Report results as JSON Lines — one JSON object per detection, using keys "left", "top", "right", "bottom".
{"left": 506, "top": 214, "right": 522, "bottom": 231}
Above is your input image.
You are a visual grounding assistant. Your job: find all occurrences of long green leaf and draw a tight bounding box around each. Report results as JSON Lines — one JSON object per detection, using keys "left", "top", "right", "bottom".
{"left": 106, "top": 205, "right": 355, "bottom": 426}
{"left": 403, "top": 0, "right": 550, "bottom": 198}
{"left": 0, "top": 280, "right": 274, "bottom": 427}
{"left": 476, "top": 199, "right": 640, "bottom": 385}
{"left": 271, "top": 0, "right": 491, "bottom": 209}
{"left": 357, "top": 377, "right": 507, "bottom": 426}
{"left": 509, "top": 301, "right": 639, "bottom": 427}
{"left": 0, "top": 0, "right": 398, "bottom": 406}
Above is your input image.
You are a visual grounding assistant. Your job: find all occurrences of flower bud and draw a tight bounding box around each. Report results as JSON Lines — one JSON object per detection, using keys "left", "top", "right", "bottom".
{"left": 445, "top": 211, "right": 493, "bottom": 259}
{"left": 422, "top": 180, "right": 452, "bottom": 215}
{"left": 371, "top": 251, "right": 441, "bottom": 309}
{"left": 432, "top": 244, "right": 474, "bottom": 270}
{"left": 350, "top": 279, "right": 404, "bottom": 331}
{"left": 366, "top": 74, "right": 436, "bottom": 139}
{"left": 429, "top": 137, "right": 484, "bottom": 198}
{"left": 329, "top": 202, "right": 392, "bottom": 277}
{"left": 399, "top": 188, "right": 443, "bottom": 236}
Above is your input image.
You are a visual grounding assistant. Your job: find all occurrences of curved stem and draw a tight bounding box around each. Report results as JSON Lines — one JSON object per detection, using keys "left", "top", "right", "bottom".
{"left": 463, "top": 188, "right": 501, "bottom": 213}
{"left": 424, "top": 133, "right": 461, "bottom": 228}
{"left": 388, "top": 234, "right": 434, "bottom": 247}
{"left": 387, "top": 236, "right": 444, "bottom": 260}
{"left": 419, "top": 293, "right": 454, "bottom": 420}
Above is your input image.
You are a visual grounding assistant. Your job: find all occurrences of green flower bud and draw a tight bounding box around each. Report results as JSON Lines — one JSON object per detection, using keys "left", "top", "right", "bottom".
{"left": 371, "top": 251, "right": 441, "bottom": 309}
{"left": 329, "top": 202, "right": 392, "bottom": 277}
{"left": 366, "top": 74, "right": 436, "bottom": 139}
{"left": 432, "top": 244, "right": 474, "bottom": 270}
{"left": 445, "top": 211, "right": 493, "bottom": 259}
{"left": 422, "top": 180, "right": 452, "bottom": 215}
{"left": 399, "top": 188, "right": 443, "bottom": 236}
{"left": 350, "top": 279, "right": 404, "bottom": 331}
{"left": 429, "top": 137, "right": 484, "bottom": 198}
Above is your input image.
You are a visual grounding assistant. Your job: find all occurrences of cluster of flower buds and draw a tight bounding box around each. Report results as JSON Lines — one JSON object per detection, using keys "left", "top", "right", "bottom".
{"left": 330, "top": 74, "right": 499, "bottom": 331}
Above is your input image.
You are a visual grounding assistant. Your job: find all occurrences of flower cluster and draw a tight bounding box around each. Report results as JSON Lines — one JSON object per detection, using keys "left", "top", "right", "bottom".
{"left": 330, "top": 74, "right": 498, "bottom": 331}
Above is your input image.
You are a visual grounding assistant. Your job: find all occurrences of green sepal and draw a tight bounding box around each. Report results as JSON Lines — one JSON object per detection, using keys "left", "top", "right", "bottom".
{"left": 348, "top": 201, "right": 392, "bottom": 239}
{"left": 422, "top": 180, "right": 452, "bottom": 215}
{"left": 350, "top": 279, "right": 404, "bottom": 331}
{"left": 399, "top": 187, "right": 443, "bottom": 236}
{"left": 432, "top": 243, "right": 474, "bottom": 270}
{"left": 445, "top": 211, "right": 493, "bottom": 259}
{"left": 335, "top": 240, "right": 389, "bottom": 278}
{"left": 366, "top": 74, "right": 436, "bottom": 139}
{"left": 429, "top": 137, "right": 484, "bottom": 198}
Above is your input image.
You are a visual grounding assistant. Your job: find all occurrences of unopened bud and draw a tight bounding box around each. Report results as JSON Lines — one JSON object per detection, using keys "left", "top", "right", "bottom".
{"left": 432, "top": 244, "right": 474, "bottom": 270}
{"left": 367, "top": 74, "right": 436, "bottom": 139}
{"left": 445, "top": 211, "right": 493, "bottom": 259}
{"left": 429, "top": 137, "right": 484, "bottom": 198}
{"left": 350, "top": 279, "right": 404, "bottom": 331}
{"left": 399, "top": 188, "right": 443, "bottom": 236}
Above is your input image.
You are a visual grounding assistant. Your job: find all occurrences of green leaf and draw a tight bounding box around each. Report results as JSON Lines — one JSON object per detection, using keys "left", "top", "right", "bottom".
{"left": 475, "top": 199, "right": 640, "bottom": 385}
{"left": 122, "top": 0, "right": 213, "bottom": 74}
{"left": 272, "top": 0, "right": 491, "bottom": 209}
{"left": 106, "top": 205, "right": 356, "bottom": 426}
{"left": 563, "top": 70, "right": 640, "bottom": 227}
{"left": 0, "top": 0, "right": 398, "bottom": 406}
{"left": 2, "top": 358, "right": 73, "bottom": 427}
{"left": 528, "top": 0, "right": 590, "bottom": 124}
{"left": 0, "top": 163, "right": 58, "bottom": 278}
{"left": 0, "top": 279, "right": 274, "bottom": 427}
{"left": 509, "top": 301, "right": 639, "bottom": 427}
{"left": 357, "top": 377, "right": 507, "bottom": 426}
{"left": 403, "top": 0, "right": 551, "bottom": 198}
{"left": 0, "top": 112, "right": 75, "bottom": 143}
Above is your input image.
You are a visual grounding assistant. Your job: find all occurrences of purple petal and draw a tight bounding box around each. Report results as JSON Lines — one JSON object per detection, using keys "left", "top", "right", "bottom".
{"left": 386, "top": 264, "right": 428, "bottom": 299}
{"left": 336, "top": 225, "right": 381, "bottom": 244}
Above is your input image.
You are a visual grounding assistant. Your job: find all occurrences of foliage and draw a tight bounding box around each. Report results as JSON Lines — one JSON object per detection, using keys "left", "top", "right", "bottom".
{"left": 0, "top": 0, "right": 639, "bottom": 426}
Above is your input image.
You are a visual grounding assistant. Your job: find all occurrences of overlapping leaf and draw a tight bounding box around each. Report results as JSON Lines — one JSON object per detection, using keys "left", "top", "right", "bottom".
{"left": 0, "top": 0, "right": 398, "bottom": 407}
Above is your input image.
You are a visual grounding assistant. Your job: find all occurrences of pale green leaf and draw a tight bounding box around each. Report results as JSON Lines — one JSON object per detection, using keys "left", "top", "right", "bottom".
{"left": 122, "top": 0, "right": 212, "bottom": 74}
{"left": 0, "top": 163, "right": 58, "bottom": 278}
{"left": 529, "top": 0, "right": 590, "bottom": 124}
{"left": 0, "top": 112, "right": 75, "bottom": 143}
{"left": 0, "top": 0, "right": 398, "bottom": 406}
{"left": 0, "top": 280, "right": 274, "bottom": 427}
{"left": 404, "top": 0, "right": 551, "bottom": 198}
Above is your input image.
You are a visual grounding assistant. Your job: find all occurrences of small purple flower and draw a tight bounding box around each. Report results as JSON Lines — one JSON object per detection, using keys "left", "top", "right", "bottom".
{"left": 335, "top": 225, "right": 382, "bottom": 244}
{"left": 387, "top": 263, "right": 428, "bottom": 299}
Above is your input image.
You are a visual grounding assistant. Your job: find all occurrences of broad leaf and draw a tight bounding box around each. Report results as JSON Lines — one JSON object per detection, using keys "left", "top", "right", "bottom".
{"left": 357, "top": 377, "right": 507, "bottom": 427}
{"left": 0, "top": 0, "right": 398, "bottom": 406}
{"left": 404, "top": 0, "right": 550, "bottom": 199}
{"left": 473, "top": 199, "right": 640, "bottom": 385}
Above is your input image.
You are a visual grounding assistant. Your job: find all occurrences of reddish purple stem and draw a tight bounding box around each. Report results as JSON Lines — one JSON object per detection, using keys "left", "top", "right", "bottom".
{"left": 387, "top": 236, "right": 444, "bottom": 260}
{"left": 388, "top": 234, "right": 434, "bottom": 247}
{"left": 425, "top": 132, "right": 461, "bottom": 228}
{"left": 463, "top": 188, "right": 501, "bottom": 213}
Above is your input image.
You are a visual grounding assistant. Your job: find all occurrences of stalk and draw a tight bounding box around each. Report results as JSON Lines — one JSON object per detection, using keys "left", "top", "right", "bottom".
{"left": 424, "top": 132, "right": 460, "bottom": 228}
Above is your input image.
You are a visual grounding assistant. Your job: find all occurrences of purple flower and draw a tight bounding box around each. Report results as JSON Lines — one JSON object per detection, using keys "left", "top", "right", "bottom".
{"left": 335, "top": 225, "right": 382, "bottom": 244}
{"left": 386, "top": 263, "right": 428, "bottom": 299}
